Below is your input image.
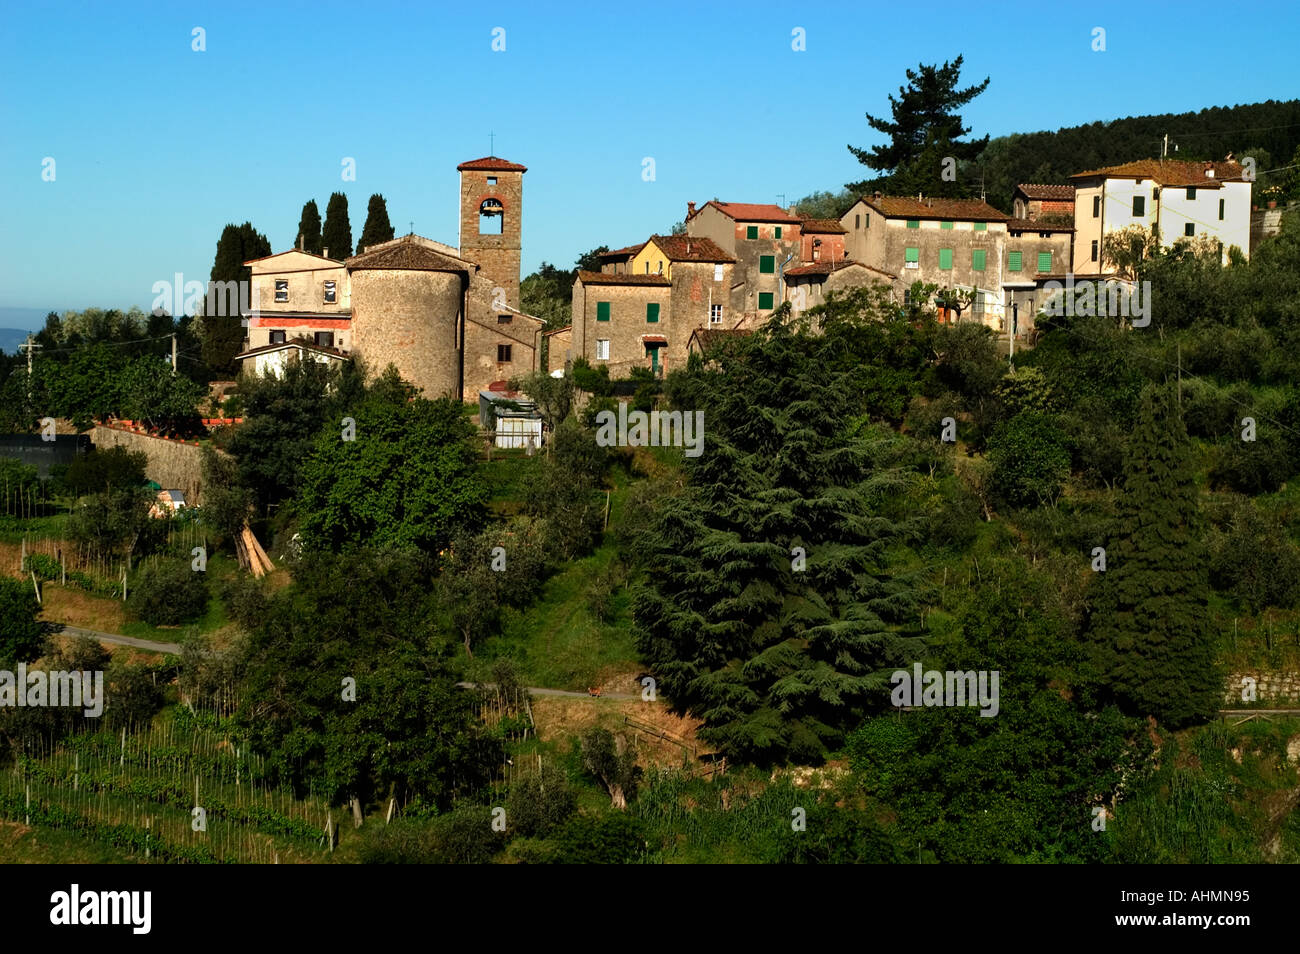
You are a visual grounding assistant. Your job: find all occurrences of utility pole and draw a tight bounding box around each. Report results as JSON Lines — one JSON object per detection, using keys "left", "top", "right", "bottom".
{"left": 171, "top": 332, "right": 178, "bottom": 376}
{"left": 19, "top": 334, "right": 41, "bottom": 401}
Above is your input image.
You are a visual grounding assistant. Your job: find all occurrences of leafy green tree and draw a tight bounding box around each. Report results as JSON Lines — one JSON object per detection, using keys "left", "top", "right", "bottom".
{"left": 295, "top": 370, "right": 486, "bottom": 553}
{"left": 127, "top": 558, "right": 209, "bottom": 625}
{"left": 524, "top": 417, "right": 607, "bottom": 562}
{"left": 847, "top": 56, "right": 990, "bottom": 195}
{"left": 357, "top": 194, "right": 395, "bottom": 253}
{"left": 321, "top": 192, "right": 353, "bottom": 260}
{"left": 507, "top": 369, "right": 574, "bottom": 432}
{"left": 0, "top": 577, "right": 43, "bottom": 664}
{"left": 119, "top": 356, "right": 204, "bottom": 434}
{"left": 1086, "top": 385, "right": 1219, "bottom": 727}
{"left": 63, "top": 446, "right": 147, "bottom": 496}
{"left": 580, "top": 728, "right": 640, "bottom": 809}
{"left": 68, "top": 487, "right": 156, "bottom": 562}
{"left": 199, "top": 445, "right": 254, "bottom": 552}
{"left": 986, "top": 410, "right": 1072, "bottom": 508}
{"left": 297, "top": 199, "right": 323, "bottom": 254}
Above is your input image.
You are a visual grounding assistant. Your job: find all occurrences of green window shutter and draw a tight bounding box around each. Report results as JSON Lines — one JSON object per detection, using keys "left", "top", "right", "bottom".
{"left": 774, "top": 226, "right": 782, "bottom": 239}
{"left": 906, "top": 219, "right": 920, "bottom": 229}
{"left": 758, "top": 292, "right": 774, "bottom": 309}
{"left": 646, "top": 302, "right": 659, "bottom": 323}
{"left": 1132, "top": 196, "right": 1145, "bottom": 216}
{"left": 597, "top": 301, "right": 610, "bottom": 322}
{"left": 974, "top": 222, "right": 987, "bottom": 232}
{"left": 1008, "top": 250, "right": 1022, "bottom": 271}
{"left": 940, "top": 220, "right": 953, "bottom": 230}
{"left": 972, "top": 249, "right": 986, "bottom": 271}
{"left": 1036, "top": 251, "right": 1052, "bottom": 273}
{"left": 746, "top": 225, "right": 758, "bottom": 239}
{"left": 904, "top": 247, "right": 919, "bottom": 263}
{"left": 759, "top": 255, "right": 775, "bottom": 274}
{"left": 1219, "top": 198, "right": 1225, "bottom": 220}
{"left": 938, "top": 248, "right": 953, "bottom": 270}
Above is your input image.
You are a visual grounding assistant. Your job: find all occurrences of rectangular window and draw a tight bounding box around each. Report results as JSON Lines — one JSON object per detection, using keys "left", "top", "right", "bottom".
{"left": 864, "top": 213, "right": 870, "bottom": 228}
{"left": 646, "top": 303, "right": 660, "bottom": 323}
{"left": 596, "top": 339, "right": 610, "bottom": 360}
{"left": 1219, "top": 198, "right": 1225, "bottom": 220}
{"left": 1093, "top": 195, "right": 1101, "bottom": 217}
{"left": 974, "top": 222, "right": 987, "bottom": 232}
{"left": 1187, "top": 187, "right": 1196, "bottom": 200}
{"left": 1008, "top": 250, "right": 1022, "bottom": 271}
{"left": 596, "top": 301, "right": 610, "bottom": 322}
{"left": 940, "top": 221, "right": 954, "bottom": 230}
{"left": 497, "top": 344, "right": 512, "bottom": 362}
{"left": 713, "top": 264, "right": 724, "bottom": 282}
{"left": 497, "top": 314, "right": 512, "bottom": 324}
{"left": 746, "top": 225, "right": 758, "bottom": 240}
{"left": 274, "top": 279, "right": 288, "bottom": 302}
{"left": 758, "top": 292, "right": 774, "bottom": 310}
{"left": 855, "top": 214, "right": 860, "bottom": 229}
{"left": 774, "top": 227, "right": 782, "bottom": 239}
{"left": 323, "top": 280, "right": 336, "bottom": 303}
{"left": 710, "top": 304, "right": 723, "bottom": 324}
{"left": 906, "top": 219, "right": 920, "bottom": 229}
{"left": 487, "top": 176, "right": 497, "bottom": 185}
{"left": 1037, "top": 251, "right": 1052, "bottom": 273}
{"left": 314, "top": 331, "right": 334, "bottom": 347}
{"left": 269, "top": 330, "right": 286, "bottom": 344}
{"left": 938, "top": 248, "right": 953, "bottom": 270}
{"left": 972, "top": 249, "right": 986, "bottom": 271}
{"left": 1091, "top": 240, "right": 1099, "bottom": 262}
{"left": 1185, "top": 223, "right": 1195, "bottom": 236}
{"left": 904, "top": 246, "right": 919, "bottom": 267}
{"left": 1132, "top": 195, "right": 1145, "bottom": 216}
{"left": 759, "top": 255, "right": 775, "bottom": 274}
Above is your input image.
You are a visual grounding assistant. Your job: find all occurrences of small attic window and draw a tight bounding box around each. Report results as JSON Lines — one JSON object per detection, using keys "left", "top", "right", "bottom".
{"left": 487, "top": 176, "right": 497, "bottom": 185}
{"left": 478, "top": 198, "right": 504, "bottom": 235}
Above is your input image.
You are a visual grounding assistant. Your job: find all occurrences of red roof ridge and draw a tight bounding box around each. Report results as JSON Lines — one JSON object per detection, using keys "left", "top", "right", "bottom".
{"left": 457, "top": 156, "right": 528, "bottom": 172}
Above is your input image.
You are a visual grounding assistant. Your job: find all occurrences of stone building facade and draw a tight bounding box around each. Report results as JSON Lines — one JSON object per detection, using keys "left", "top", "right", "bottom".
{"left": 572, "top": 273, "right": 673, "bottom": 378}
{"left": 685, "top": 201, "right": 803, "bottom": 318}
{"left": 1012, "top": 184, "right": 1076, "bottom": 221}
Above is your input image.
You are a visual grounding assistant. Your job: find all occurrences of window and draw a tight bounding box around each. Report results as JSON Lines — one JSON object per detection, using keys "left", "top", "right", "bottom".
{"left": 646, "top": 303, "right": 660, "bottom": 323}
{"left": 774, "top": 227, "right": 783, "bottom": 239}
{"left": 1091, "top": 240, "right": 1099, "bottom": 262}
{"left": 972, "top": 249, "right": 986, "bottom": 271}
{"left": 314, "top": 331, "right": 334, "bottom": 347}
{"left": 758, "top": 292, "right": 774, "bottom": 310}
{"left": 1185, "top": 223, "right": 1195, "bottom": 237}
{"left": 1219, "top": 198, "right": 1225, "bottom": 221}
{"left": 710, "top": 304, "right": 723, "bottom": 324}
{"left": 855, "top": 214, "right": 860, "bottom": 229}
{"left": 938, "top": 248, "right": 953, "bottom": 270}
{"left": 904, "top": 247, "right": 919, "bottom": 268}
{"left": 274, "top": 280, "right": 288, "bottom": 302}
{"left": 714, "top": 264, "right": 724, "bottom": 282}
{"left": 974, "top": 222, "right": 987, "bottom": 232}
{"left": 478, "top": 198, "right": 504, "bottom": 235}
{"left": 269, "top": 330, "right": 286, "bottom": 344}
{"left": 1132, "top": 195, "right": 1145, "bottom": 217}
{"left": 759, "top": 255, "right": 775, "bottom": 274}
{"left": 1037, "top": 251, "right": 1052, "bottom": 273}
{"left": 864, "top": 213, "right": 869, "bottom": 228}
{"left": 596, "top": 339, "right": 609, "bottom": 360}
{"left": 746, "top": 225, "right": 758, "bottom": 240}
{"left": 487, "top": 176, "right": 497, "bottom": 185}
{"left": 497, "top": 344, "right": 512, "bottom": 362}
{"left": 597, "top": 301, "right": 610, "bottom": 322}
{"left": 812, "top": 248, "right": 820, "bottom": 261}
{"left": 645, "top": 261, "right": 650, "bottom": 274}
{"left": 1008, "top": 250, "right": 1022, "bottom": 272}
{"left": 656, "top": 260, "right": 664, "bottom": 274}
{"left": 497, "top": 314, "right": 512, "bottom": 324}
{"left": 1093, "top": 195, "right": 1101, "bottom": 217}
{"left": 1187, "top": 187, "right": 1196, "bottom": 200}
{"left": 906, "top": 219, "right": 920, "bottom": 229}
{"left": 940, "top": 221, "right": 954, "bottom": 230}
{"left": 323, "top": 280, "right": 336, "bottom": 303}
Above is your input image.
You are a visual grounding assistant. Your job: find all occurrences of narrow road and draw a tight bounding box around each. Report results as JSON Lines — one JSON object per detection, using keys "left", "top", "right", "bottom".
{"left": 455, "top": 681, "right": 640, "bottom": 700}
{"left": 54, "top": 624, "right": 184, "bottom": 655}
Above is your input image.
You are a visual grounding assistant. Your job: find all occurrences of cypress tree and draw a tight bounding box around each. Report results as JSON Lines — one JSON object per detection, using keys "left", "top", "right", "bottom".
{"left": 1087, "top": 384, "right": 1219, "bottom": 727}
{"left": 357, "top": 194, "right": 395, "bottom": 254}
{"left": 297, "top": 199, "right": 323, "bottom": 255}
{"left": 321, "top": 192, "right": 353, "bottom": 260}
{"left": 203, "top": 222, "right": 271, "bottom": 374}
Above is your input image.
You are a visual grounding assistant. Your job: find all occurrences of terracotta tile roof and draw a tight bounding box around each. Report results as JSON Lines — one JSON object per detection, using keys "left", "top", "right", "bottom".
{"left": 345, "top": 235, "right": 474, "bottom": 273}
{"left": 235, "top": 340, "right": 351, "bottom": 360}
{"left": 784, "top": 260, "right": 897, "bottom": 279}
{"left": 575, "top": 270, "right": 671, "bottom": 286}
{"left": 647, "top": 235, "right": 735, "bottom": 263}
{"left": 456, "top": 156, "right": 528, "bottom": 172}
{"left": 1016, "top": 184, "right": 1075, "bottom": 201}
{"left": 860, "top": 195, "right": 1010, "bottom": 222}
{"left": 799, "top": 218, "right": 847, "bottom": 233}
{"left": 1006, "top": 218, "right": 1074, "bottom": 232}
{"left": 542, "top": 324, "right": 571, "bottom": 336}
{"left": 704, "top": 201, "right": 801, "bottom": 224}
{"left": 1068, "top": 159, "right": 1245, "bottom": 186}
{"left": 600, "top": 243, "right": 646, "bottom": 258}
{"left": 689, "top": 328, "right": 752, "bottom": 350}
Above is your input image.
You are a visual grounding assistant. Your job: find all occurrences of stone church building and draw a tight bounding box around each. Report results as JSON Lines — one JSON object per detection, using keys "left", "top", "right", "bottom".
{"left": 235, "top": 156, "right": 543, "bottom": 402}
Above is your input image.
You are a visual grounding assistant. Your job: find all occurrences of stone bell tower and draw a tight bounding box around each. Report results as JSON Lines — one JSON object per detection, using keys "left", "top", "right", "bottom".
{"left": 457, "top": 156, "right": 526, "bottom": 310}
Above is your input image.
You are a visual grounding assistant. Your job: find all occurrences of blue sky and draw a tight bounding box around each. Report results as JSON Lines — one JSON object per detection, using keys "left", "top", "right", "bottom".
{"left": 0, "top": 0, "right": 1296, "bottom": 320}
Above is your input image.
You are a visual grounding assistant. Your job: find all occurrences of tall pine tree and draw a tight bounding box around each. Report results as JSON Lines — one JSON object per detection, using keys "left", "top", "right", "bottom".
{"left": 357, "top": 194, "right": 395, "bottom": 254}
{"left": 633, "top": 308, "right": 924, "bottom": 764}
{"left": 1087, "top": 384, "right": 1219, "bottom": 727}
{"left": 321, "top": 192, "right": 353, "bottom": 260}
{"left": 297, "top": 199, "right": 323, "bottom": 254}
{"left": 203, "top": 222, "right": 270, "bottom": 374}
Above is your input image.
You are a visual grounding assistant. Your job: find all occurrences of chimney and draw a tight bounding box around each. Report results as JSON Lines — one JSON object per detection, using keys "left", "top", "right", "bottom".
{"left": 686, "top": 239, "right": 692, "bottom": 255}
{"left": 1205, "top": 161, "right": 1215, "bottom": 179}
{"left": 323, "top": 247, "right": 329, "bottom": 259}
{"left": 298, "top": 232, "right": 303, "bottom": 251}
{"left": 873, "top": 190, "right": 883, "bottom": 201}
{"left": 687, "top": 201, "right": 696, "bottom": 218}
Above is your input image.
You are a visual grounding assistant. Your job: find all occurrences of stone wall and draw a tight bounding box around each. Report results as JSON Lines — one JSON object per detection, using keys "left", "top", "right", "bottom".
{"left": 1225, "top": 672, "right": 1300, "bottom": 706}
{"left": 460, "top": 168, "right": 523, "bottom": 311}
{"left": 349, "top": 268, "right": 464, "bottom": 399}
{"left": 573, "top": 278, "right": 670, "bottom": 378}
{"left": 89, "top": 425, "right": 206, "bottom": 504}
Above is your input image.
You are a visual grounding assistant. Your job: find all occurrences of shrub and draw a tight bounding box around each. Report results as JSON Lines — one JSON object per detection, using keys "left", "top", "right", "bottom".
{"left": 987, "top": 411, "right": 1072, "bottom": 507}
{"left": 505, "top": 763, "right": 576, "bottom": 837}
{"left": 0, "top": 576, "right": 43, "bottom": 664}
{"left": 127, "top": 558, "right": 209, "bottom": 625}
